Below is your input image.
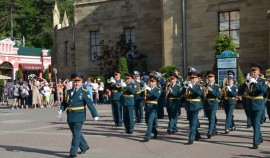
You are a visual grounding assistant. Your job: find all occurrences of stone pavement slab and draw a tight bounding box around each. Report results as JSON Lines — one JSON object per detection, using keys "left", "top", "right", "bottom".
{"left": 0, "top": 104, "right": 270, "bottom": 158}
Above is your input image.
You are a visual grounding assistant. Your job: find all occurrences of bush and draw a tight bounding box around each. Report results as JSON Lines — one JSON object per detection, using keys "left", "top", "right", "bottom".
{"left": 16, "top": 68, "right": 23, "bottom": 79}
{"left": 118, "top": 57, "right": 129, "bottom": 78}
{"left": 159, "top": 65, "right": 176, "bottom": 78}
{"left": 43, "top": 68, "right": 50, "bottom": 81}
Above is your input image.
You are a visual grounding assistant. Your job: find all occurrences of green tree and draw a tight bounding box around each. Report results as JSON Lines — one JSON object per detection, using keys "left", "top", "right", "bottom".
{"left": 213, "top": 32, "right": 244, "bottom": 85}
{"left": 118, "top": 57, "right": 129, "bottom": 78}
{"left": 43, "top": 68, "right": 50, "bottom": 81}
{"left": 16, "top": 68, "right": 23, "bottom": 79}
{"left": 98, "top": 34, "right": 146, "bottom": 78}
{"left": 0, "top": 0, "right": 23, "bottom": 37}
{"left": 0, "top": 0, "right": 74, "bottom": 49}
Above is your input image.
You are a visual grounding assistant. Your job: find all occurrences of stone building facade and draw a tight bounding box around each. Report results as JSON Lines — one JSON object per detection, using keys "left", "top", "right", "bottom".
{"left": 53, "top": 0, "right": 270, "bottom": 78}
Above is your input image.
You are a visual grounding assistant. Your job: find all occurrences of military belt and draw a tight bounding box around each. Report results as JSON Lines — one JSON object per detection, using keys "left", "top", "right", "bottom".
{"left": 247, "top": 96, "right": 264, "bottom": 100}
{"left": 123, "top": 94, "right": 134, "bottom": 97}
{"left": 112, "top": 90, "right": 118, "bottom": 92}
{"left": 135, "top": 91, "right": 141, "bottom": 94}
{"left": 224, "top": 97, "right": 235, "bottom": 100}
{"left": 145, "top": 101, "right": 158, "bottom": 104}
{"left": 186, "top": 98, "right": 201, "bottom": 102}
{"left": 206, "top": 98, "right": 218, "bottom": 101}
{"left": 66, "top": 106, "right": 85, "bottom": 111}
{"left": 167, "top": 97, "right": 179, "bottom": 100}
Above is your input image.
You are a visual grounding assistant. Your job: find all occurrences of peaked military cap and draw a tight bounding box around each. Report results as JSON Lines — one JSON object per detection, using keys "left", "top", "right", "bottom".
{"left": 205, "top": 71, "right": 216, "bottom": 78}
{"left": 133, "top": 71, "right": 140, "bottom": 76}
{"left": 71, "top": 72, "right": 84, "bottom": 81}
{"left": 227, "top": 70, "right": 235, "bottom": 76}
{"left": 169, "top": 72, "right": 179, "bottom": 78}
{"left": 188, "top": 71, "right": 198, "bottom": 78}
{"left": 250, "top": 63, "right": 262, "bottom": 71}
{"left": 125, "top": 73, "right": 133, "bottom": 78}
{"left": 149, "top": 75, "right": 159, "bottom": 82}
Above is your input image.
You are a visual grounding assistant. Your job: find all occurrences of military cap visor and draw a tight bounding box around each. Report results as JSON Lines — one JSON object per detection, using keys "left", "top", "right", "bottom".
{"left": 250, "top": 63, "right": 262, "bottom": 71}
{"left": 149, "top": 75, "right": 159, "bottom": 82}
{"left": 205, "top": 71, "right": 216, "bottom": 78}
{"left": 71, "top": 73, "right": 84, "bottom": 81}
{"left": 188, "top": 72, "right": 198, "bottom": 78}
{"left": 125, "top": 73, "right": 133, "bottom": 78}
{"left": 169, "top": 72, "right": 179, "bottom": 79}
{"left": 227, "top": 70, "right": 235, "bottom": 76}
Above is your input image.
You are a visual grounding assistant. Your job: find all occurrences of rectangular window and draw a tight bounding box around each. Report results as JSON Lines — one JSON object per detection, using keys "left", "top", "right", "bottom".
{"left": 90, "top": 31, "right": 100, "bottom": 61}
{"left": 124, "top": 28, "right": 136, "bottom": 55}
{"left": 218, "top": 11, "right": 240, "bottom": 48}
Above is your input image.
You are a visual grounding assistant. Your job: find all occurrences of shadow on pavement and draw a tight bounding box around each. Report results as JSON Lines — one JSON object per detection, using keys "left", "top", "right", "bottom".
{"left": 0, "top": 145, "right": 68, "bottom": 158}
{"left": 232, "top": 150, "right": 270, "bottom": 158}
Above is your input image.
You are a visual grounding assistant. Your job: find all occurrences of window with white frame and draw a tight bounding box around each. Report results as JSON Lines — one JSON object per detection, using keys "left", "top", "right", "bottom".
{"left": 89, "top": 31, "right": 100, "bottom": 61}
{"left": 219, "top": 11, "right": 240, "bottom": 48}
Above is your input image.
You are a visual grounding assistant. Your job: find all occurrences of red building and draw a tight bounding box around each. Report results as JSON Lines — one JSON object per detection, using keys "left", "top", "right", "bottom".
{"left": 0, "top": 37, "right": 51, "bottom": 80}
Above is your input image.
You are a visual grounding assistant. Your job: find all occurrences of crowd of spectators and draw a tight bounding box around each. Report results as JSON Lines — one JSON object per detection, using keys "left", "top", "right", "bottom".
{"left": 0, "top": 76, "right": 111, "bottom": 109}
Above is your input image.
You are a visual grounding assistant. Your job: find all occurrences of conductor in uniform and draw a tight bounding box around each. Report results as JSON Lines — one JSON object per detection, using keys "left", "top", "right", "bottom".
{"left": 246, "top": 63, "right": 267, "bottom": 149}
{"left": 58, "top": 73, "right": 99, "bottom": 158}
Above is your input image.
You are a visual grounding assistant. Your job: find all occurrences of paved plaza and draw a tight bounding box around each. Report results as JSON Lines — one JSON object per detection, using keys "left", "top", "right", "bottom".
{"left": 0, "top": 103, "right": 270, "bottom": 158}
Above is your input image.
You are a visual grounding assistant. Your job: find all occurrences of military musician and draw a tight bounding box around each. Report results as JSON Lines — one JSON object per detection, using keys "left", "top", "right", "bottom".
{"left": 166, "top": 72, "right": 183, "bottom": 135}
{"left": 204, "top": 71, "right": 221, "bottom": 139}
{"left": 183, "top": 70, "right": 202, "bottom": 144}
{"left": 109, "top": 71, "right": 124, "bottom": 127}
{"left": 142, "top": 75, "right": 161, "bottom": 142}
{"left": 133, "top": 71, "right": 145, "bottom": 123}
{"left": 223, "top": 76, "right": 237, "bottom": 134}
{"left": 122, "top": 73, "right": 136, "bottom": 134}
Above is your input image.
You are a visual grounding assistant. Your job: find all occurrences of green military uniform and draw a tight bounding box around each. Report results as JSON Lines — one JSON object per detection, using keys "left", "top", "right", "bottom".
{"left": 177, "top": 75, "right": 184, "bottom": 116}
{"left": 60, "top": 73, "right": 98, "bottom": 158}
{"left": 204, "top": 71, "right": 221, "bottom": 139}
{"left": 238, "top": 82, "right": 251, "bottom": 127}
{"left": 184, "top": 82, "right": 203, "bottom": 144}
{"left": 111, "top": 78, "right": 124, "bottom": 127}
{"left": 166, "top": 72, "right": 183, "bottom": 134}
{"left": 265, "top": 86, "right": 270, "bottom": 121}
{"left": 223, "top": 77, "right": 237, "bottom": 133}
{"left": 123, "top": 79, "right": 136, "bottom": 134}
{"left": 134, "top": 79, "right": 145, "bottom": 123}
{"left": 246, "top": 78, "right": 267, "bottom": 148}
{"left": 143, "top": 76, "right": 161, "bottom": 142}
{"left": 157, "top": 75, "right": 166, "bottom": 119}
{"left": 246, "top": 63, "right": 268, "bottom": 149}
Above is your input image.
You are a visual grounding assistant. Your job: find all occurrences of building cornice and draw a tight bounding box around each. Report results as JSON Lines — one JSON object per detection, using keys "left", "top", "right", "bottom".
{"left": 74, "top": 0, "right": 120, "bottom": 6}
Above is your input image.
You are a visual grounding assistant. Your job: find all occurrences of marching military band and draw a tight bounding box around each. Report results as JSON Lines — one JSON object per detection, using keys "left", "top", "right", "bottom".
{"left": 104, "top": 62, "right": 269, "bottom": 149}
{"left": 59, "top": 62, "right": 270, "bottom": 158}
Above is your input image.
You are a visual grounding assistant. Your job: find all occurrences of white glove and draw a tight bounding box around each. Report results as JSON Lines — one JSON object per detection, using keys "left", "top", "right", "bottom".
{"left": 145, "top": 85, "right": 151, "bottom": 91}
{"left": 121, "top": 82, "right": 127, "bottom": 87}
{"left": 249, "top": 78, "right": 257, "bottom": 83}
{"left": 58, "top": 109, "right": 62, "bottom": 115}
{"left": 111, "top": 79, "right": 116, "bottom": 84}
{"left": 188, "top": 83, "right": 193, "bottom": 88}
{"left": 94, "top": 117, "right": 99, "bottom": 121}
{"left": 226, "top": 86, "right": 231, "bottom": 91}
